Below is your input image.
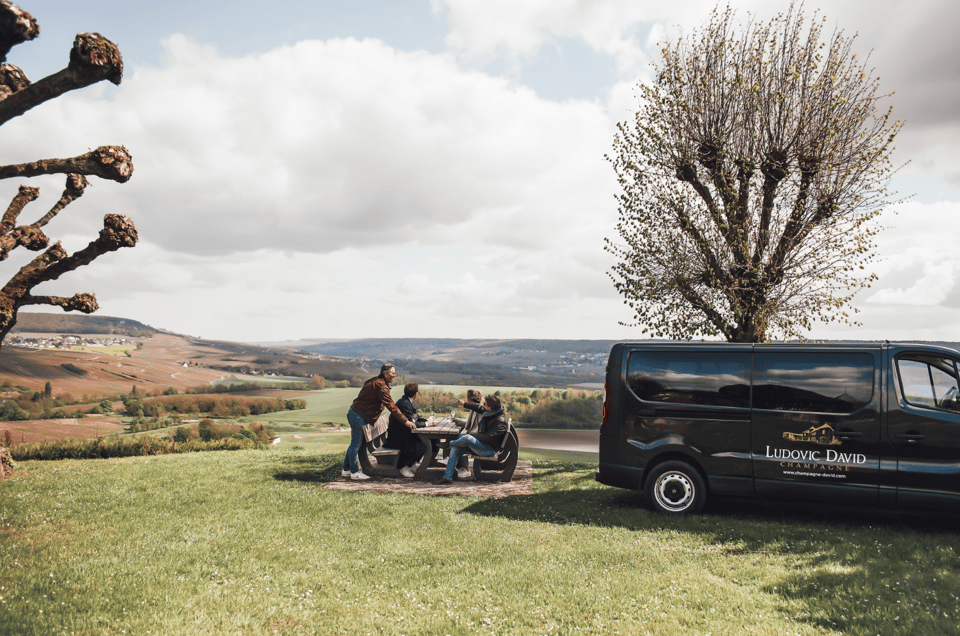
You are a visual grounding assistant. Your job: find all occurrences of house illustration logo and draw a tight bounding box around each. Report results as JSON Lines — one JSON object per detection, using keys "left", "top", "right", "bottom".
{"left": 782, "top": 423, "right": 841, "bottom": 446}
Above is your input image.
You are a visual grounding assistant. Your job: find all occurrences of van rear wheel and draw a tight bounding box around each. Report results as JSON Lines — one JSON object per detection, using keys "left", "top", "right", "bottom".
{"left": 645, "top": 461, "right": 706, "bottom": 515}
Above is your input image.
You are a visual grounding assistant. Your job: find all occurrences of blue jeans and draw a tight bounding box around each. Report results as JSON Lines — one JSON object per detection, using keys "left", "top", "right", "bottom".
{"left": 443, "top": 434, "right": 495, "bottom": 480}
{"left": 343, "top": 409, "right": 366, "bottom": 473}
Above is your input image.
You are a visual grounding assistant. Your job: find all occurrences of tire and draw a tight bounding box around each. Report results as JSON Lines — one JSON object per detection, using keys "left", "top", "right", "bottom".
{"left": 645, "top": 460, "right": 706, "bottom": 515}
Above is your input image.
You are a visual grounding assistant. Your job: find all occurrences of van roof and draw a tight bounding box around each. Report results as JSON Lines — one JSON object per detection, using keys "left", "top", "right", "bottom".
{"left": 611, "top": 341, "right": 960, "bottom": 355}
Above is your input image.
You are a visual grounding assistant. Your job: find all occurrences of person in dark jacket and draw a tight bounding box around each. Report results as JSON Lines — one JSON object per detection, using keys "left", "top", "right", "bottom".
{"left": 342, "top": 363, "right": 410, "bottom": 480}
{"left": 439, "top": 394, "right": 508, "bottom": 484}
{"left": 437, "top": 389, "right": 483, "bottom": 467}
{"left": 384, "top": 383, "right": 428, "bottom": 477}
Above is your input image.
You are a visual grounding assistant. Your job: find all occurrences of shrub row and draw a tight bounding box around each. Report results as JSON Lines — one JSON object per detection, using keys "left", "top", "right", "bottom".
{"left": 8, "top": 435, "right": 266, "bottom": 461}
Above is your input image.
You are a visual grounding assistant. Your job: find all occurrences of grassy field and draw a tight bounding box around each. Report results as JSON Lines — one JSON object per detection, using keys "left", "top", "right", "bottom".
{"left": 2, "top": 449, "right": 959, "bottom": 635}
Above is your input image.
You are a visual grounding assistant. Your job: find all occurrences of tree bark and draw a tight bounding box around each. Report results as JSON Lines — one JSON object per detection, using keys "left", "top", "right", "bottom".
{"left": 0, "top": 32, "right": 121, "bottom": 125}
{"left": 0, "top": 1, "right": 37, "bottom": 64}
{"left": 0, "top": 146, "right": 133, "bottom": 183}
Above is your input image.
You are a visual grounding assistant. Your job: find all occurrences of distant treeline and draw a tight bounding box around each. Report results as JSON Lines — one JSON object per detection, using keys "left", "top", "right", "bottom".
{"left": 0, "top": 383, "right": 305, "bottom": 422}
{"left": 414, "top": 387, "right": 601, "bottom": 429}
{"left": 396, "top": 358, "right": 603, "bottom": 388}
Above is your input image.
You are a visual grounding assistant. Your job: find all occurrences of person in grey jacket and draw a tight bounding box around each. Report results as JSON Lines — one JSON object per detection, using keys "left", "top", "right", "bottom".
{"left": 438, "top": 394, "right": 508, "bottom": 484}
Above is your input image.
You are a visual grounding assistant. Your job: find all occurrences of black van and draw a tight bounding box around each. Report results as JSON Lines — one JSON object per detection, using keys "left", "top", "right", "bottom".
{"left": 596, "top": 342, "right": 960, "bottom": 515}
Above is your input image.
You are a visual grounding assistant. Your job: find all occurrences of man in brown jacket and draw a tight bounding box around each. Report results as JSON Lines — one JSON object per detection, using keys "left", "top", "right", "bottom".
{"left": 342, "top": 363, "right": 411, "bottom": 480}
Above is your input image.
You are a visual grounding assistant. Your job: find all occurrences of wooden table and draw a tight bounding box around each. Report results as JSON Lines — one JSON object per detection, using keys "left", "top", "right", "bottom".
{"left": 412, "top": 417, "right": 464, "bottom": 479}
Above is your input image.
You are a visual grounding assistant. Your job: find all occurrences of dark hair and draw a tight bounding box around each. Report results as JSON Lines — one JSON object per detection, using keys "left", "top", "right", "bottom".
{"left": 403, "top": 382, "right": 419, "bottom": 398}
{"left": 484, "top": 395, "right": 502, "bottom": 411}
{"left": 380, "top": 363, "right": 395, "bottom": 375}
{"left": 467, "top": 389, "right": 481, "bottom": 403}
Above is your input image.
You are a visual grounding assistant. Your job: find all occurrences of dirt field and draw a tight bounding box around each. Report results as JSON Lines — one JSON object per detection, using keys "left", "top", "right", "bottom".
{"left": 0, "top": 416, "right": 126, "bottom": 444}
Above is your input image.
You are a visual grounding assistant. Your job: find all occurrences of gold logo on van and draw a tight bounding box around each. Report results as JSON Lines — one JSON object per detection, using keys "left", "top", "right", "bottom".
{"left": 782, "top": 424, "right": 841, "bottom": 446}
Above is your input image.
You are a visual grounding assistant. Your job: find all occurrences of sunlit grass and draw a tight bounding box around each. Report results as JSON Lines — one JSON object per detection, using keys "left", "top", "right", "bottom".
{"left": 2, "top": 449, "right": 959, "bottom": 635}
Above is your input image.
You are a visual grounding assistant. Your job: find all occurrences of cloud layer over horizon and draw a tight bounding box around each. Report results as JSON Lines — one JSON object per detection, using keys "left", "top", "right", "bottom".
{"left": 0, "top": 0, "right": 957, "bottom": 342}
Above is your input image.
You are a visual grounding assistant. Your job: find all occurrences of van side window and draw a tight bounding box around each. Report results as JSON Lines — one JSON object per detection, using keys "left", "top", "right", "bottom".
{"left": 897, "top": 355, "right": 960, "bottom": 412}
{"left": 626, "top": 351, "right": 750, "bottom": 408}
{"left": 753, "top": 352, "right": 874, "bottom": 413}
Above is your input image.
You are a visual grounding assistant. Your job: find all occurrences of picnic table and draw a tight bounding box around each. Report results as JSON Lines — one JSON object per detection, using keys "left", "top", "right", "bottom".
{"left": 412, "top": 417, "right": 463, "bottom": 479}
{"left": 412, "top": 416, "right": 520, "bottom": 481}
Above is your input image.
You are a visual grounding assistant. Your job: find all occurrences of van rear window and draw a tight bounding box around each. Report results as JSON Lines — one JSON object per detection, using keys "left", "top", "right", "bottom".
{"left": 752, "top": 352, "right": 874, "bottom": 413}
{"left": 626, "top": 351, "right": 750, "bottom": 408}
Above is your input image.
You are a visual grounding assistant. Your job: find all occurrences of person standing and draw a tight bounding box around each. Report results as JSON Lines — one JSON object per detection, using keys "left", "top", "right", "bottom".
{"left": 342, "top": 363, "right": 410, "bottom": 480}
{"left": 438, "top": 394, "right": 508, "bottom": 484}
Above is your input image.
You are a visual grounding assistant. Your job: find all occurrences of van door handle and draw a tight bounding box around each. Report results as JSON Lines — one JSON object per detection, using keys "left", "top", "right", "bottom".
{"left": 836, "top": 430, "right": 862, "bottom": 441}
{"left": 895, "top": 433, "right": 925, "bottom": 444}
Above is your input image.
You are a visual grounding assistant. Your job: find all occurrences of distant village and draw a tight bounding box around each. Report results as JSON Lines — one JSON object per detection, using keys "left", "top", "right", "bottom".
{"left": 7, "top": 334, "right": 140, "bottom": 350}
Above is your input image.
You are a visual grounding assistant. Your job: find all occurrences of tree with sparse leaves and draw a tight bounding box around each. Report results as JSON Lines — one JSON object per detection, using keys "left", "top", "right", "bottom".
{"left": 0, "top": 1, "right": 137, "bottom": 349}
{"left": 606, "top": 4, "right": 902, "bottom": 342}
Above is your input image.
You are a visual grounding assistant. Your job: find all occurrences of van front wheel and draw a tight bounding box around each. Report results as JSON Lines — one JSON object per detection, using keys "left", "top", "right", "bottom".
{"left": 645, "top": 461, "right": 706, "bottom": 515}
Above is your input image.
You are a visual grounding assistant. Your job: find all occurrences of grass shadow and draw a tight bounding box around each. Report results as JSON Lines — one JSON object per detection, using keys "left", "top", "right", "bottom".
{"left": 270, "top": 453, "right": 342, "bottom": 484}
{"left": 462, "top": 465, "right": 960, "bottom": 636}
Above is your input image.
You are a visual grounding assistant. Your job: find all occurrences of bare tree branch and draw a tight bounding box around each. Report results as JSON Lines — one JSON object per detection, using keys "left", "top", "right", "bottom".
{"left": 0, "top": 183, "right": 37, "bottom": 232}
{"left": 0, "top": 0, "right": 37, "bottom": 63}
{"left": 0, "top": 224, "right": 47, "bottom": 260}
{"left": 0, "top": 4, "right": 137, "bottom": 348}
{"left": 0, "top": 62, "right": 29, "bottom": 98}
{"left": 0, "top": 32, "right": 121, "bottom": 125}
{"left": 20, "top": 291, "right": 98, "bottom": 313}
{"left": 0, "top": 145, "right": 133, "bottom": 183}
{"left": 31, "top": 174, "right": 89, "bottom": 229}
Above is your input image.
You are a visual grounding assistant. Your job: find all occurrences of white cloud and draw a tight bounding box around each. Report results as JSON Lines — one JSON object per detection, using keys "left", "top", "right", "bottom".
{"left": 3, "top": 1, "right": 958, "bottom": 344}
{"left": 0, "top": 33, "right": 639, "bottom": 341}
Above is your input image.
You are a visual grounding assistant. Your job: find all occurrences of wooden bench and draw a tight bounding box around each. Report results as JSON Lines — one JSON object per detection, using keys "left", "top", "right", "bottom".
{"left": 356, "top": 410, "right": 401, "bottom": 477}
{"left": 471, "top": 421, "right": 520, "bottom": 482}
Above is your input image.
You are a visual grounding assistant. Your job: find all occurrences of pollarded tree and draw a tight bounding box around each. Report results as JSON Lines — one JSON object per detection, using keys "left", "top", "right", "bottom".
{"left": 606, "top": 4, "right": 902, "bottom": 342}
{"left": 0, "top": 1, "right": 137, "bottom": 349}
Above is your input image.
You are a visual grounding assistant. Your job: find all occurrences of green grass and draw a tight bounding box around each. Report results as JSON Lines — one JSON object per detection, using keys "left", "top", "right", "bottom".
{"left": 2, "top": 450, "right": 960, "bottom": 635}
{"left": 242, "top": 387, "right": 358, "bottom": 426}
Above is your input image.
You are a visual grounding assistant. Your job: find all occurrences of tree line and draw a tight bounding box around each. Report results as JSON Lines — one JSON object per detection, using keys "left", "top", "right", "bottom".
{"left": 414, "top": 388, "right": 602, "bottom": 430}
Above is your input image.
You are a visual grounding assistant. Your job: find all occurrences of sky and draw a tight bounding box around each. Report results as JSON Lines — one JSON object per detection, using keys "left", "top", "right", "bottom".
{"left": 0, "top": 0, "right": 958, "bottom": 343}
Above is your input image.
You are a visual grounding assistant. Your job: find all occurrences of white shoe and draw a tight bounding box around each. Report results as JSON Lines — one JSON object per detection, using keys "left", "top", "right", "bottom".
{"left": 351, "top": 471, "right": 371, "bottom": 481}
{"left": 341, "top": 469, "right": 351, "bottom": 477}
{"left": 457, "top": 467, "right": 472, "bottom": 480}
{"left": 400, "top": 466, "right": 415, "bottom": 478}
{"left": 437, "top": 457, "right": 448, "bottom": 466}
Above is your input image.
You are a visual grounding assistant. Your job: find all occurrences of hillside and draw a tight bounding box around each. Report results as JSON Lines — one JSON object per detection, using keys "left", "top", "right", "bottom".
{"left": 294, "top": 337, "right": 617, "bottom": 387}
{"left": 10, "top": 312, "right": 159, "bottom": 337}
{"left": 0, "top": 332, "right": 367, "bottom": 397}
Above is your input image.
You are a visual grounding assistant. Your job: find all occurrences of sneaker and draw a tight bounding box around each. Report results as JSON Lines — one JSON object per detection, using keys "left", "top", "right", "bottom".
{"left": 400, "top": 466, "right": 415, "bottom": 478}
{"left": 435, "top": 477, "right": 454, "bottom": 485}
{"left": 436, "top": 457, "right": 448, "bottom": 466}
{"left": 351, "top": 471, "right": 371, "bottom": 481}
{"left": 341, "top": 469, "right": 351, "bottom": 477}
{"left": 457, "top": 467, "right": 472, "bottom": 480}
